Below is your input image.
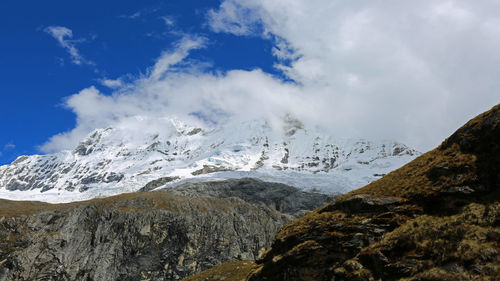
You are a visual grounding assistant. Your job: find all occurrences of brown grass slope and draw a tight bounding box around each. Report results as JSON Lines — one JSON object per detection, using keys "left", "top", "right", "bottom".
{"left": 181, "top": 260, "right": 257, "bottom": 281}
{"left": 345, "top": 103, "right": 500, "bottom": 201}
{"left": 183, "top": 104, "right": 500, "bottom": 281}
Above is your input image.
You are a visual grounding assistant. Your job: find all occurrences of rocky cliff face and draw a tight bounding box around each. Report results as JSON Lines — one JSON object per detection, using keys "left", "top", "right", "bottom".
{"left": 0, "top": 179, "right": 332, "bottom": 281}
{"left": 184, "top": 104, "right": 500, "bottom": 281}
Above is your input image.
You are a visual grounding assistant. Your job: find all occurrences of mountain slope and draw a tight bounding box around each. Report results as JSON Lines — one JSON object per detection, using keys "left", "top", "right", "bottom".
{"left": 0, "top": 179, "right": 332, "bottom": 281}
{"left": 0, "top": 118, "right": 418, "bottom": 203}
{"left": 183, "top": 104, "right": 500, "bottom": 281}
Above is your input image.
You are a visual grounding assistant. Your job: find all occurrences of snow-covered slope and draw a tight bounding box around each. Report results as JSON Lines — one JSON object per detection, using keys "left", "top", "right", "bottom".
{"left": 0, "top": 117, "right": 419, "bottom": 203}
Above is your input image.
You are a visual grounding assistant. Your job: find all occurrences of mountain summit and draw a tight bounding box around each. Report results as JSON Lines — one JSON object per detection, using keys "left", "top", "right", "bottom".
{"left": 0, "top": 117, "right": 417, "bottom": 202}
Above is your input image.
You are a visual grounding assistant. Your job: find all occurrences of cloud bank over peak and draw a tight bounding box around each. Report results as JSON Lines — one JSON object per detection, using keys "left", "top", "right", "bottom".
{"left": 207, "top": 0, "right": 500, "bottom": 144}
{"left": 39, "top": 34, "right": 301, "bottom": 153}
{"left": 41, "top": 1, "right": 500, "bottom": 153}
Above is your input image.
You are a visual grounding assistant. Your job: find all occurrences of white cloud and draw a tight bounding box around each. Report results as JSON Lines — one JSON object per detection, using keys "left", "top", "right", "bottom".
{"left": 207, "top": 1, "right": 263, "bottom": 35}
{"left": 41, "top": 1, "right": 500, "bottom": 153}
{"left": 206, "top": 0, "right": 500, "bottom": 149}
{"left": 44, "top": 26, "right": 94, "bottom": 66}
{"left": 100, "top": 78, "right": 123, "bottom": 88}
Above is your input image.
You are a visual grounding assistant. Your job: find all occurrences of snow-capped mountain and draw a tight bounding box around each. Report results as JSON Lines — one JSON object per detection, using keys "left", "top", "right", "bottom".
{"left": 0, "top": 117, "right": 419, "bottom": 203}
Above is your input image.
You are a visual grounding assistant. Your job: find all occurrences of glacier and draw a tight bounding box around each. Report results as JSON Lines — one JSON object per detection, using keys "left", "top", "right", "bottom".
{"left": 0, "top": 117, "right": 419, "bottom": 203}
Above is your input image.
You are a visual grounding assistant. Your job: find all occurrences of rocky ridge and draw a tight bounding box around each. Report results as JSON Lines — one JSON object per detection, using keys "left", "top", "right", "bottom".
{"left": 184, "top": 104, "right": 500, "bottom": 281}
{"left": 0, "top": 179, "right": 332, "bottom": 281}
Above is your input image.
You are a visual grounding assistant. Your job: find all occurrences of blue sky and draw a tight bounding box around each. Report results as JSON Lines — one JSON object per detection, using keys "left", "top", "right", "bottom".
{"left": 1, "top": 0, "right": 499, "bottom": 165}
{"left": 0, "top": 0, "right": 277, "bottom": 164}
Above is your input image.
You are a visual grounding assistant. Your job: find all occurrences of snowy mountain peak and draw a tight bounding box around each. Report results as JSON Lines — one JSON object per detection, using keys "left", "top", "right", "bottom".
{"left": 0, "top": 117, "right": 419, "bottom": 203}
{"left": 282, "top": 114, "right": 304, "bottom": 136}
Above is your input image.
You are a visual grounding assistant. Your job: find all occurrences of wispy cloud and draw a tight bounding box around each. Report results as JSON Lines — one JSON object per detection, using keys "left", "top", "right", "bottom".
{"left": 149, "top": 35, "right": 207, "bottom": 80}
{"left": 119, "top": 11, "right": 142, "bottom": 19}
{"left": 44, "top": 26, "right": 95, "bottom": 66}
{"left": 161, "top": 16, "right": 175, "bottom": 26}
{"left": 119, "top": 6, "right": 162, "bottom": 20}
{"left": 145, "top": 16, "right": 188, "bottom": 43}
{"left": 4, "top": 143, "right": 15, "bottom": 150}
{"left": 0, "top": 142, "right": 16, "bottom": 157}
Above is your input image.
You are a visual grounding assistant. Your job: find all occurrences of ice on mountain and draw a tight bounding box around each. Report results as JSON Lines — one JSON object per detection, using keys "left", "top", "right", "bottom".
{"left": 0, "top": 117, "right": 419, "bottom": 203}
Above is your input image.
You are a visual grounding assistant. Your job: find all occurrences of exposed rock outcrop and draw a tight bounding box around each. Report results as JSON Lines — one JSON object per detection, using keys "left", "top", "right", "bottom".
{"left": 184, "top": 104, "right": 500, "bottom": 281}
{"left": 139, "top": 176, "right": 180, "bottom": 192}
{"left": 167, "top": 178, "right": 333, "bottom": 218}
{"left": 0, "top": 179, "right": 331, "bottom": 281}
